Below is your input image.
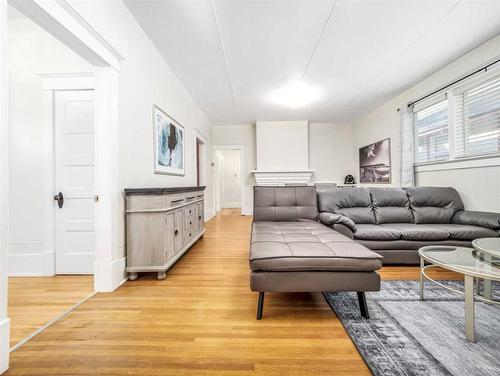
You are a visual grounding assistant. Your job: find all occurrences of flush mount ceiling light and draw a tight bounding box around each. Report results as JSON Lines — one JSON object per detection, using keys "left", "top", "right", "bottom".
{"left": 268, "top": 81, "right": 320, "bottom": 108}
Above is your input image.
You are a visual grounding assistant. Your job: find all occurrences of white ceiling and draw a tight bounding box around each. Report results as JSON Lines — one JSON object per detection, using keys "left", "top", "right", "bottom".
{"left": 124, "top": 0, "right": 500, "bottom": 125}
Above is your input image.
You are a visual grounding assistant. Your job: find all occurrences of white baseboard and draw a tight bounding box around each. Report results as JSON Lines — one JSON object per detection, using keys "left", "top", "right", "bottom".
{"left": 205, "top": 208, "right": 215, "bottom": 222}
{"left": 241, "top": 206, "right": 253, "bottom": 216}
{"left": 110, "top": 256, "right": 127, "bottom": 291}
{"left": 0, "top": 318, "right": 10, "bottom": 373}
{"left": 222, "top": 202, "right": 241, "bottom": 208}
{"left": 8, "top": 243, "right": 56, "bottom": 276}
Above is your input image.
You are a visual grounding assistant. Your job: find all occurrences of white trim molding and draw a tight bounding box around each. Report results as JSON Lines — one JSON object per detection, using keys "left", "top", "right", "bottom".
{"left": 0, "top": 318, "right": 9, "bottom": 373}
{"left": 251, "top": 169, "right": 315, "bottom": 186}
{"left": 415, "top": 155, "right": 500, "bottom": 173}
{"left": 1, "top": 0, "right": 10, "bottom": 372}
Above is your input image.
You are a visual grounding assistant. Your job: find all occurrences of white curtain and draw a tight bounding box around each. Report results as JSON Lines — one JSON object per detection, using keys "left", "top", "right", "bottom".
{"left": 399, "top": 105, "right": 415, "bottom": 187}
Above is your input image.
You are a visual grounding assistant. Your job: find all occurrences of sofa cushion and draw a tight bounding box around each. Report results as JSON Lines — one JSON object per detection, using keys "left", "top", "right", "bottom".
{"left": 428, "top": 224, "right": 498, "bottom": 240}
{"left": 382, "top": 223, "right": 450, "bottom": 240}
{"left": 317, "top": 187, "right": 376, "bottom": 224}
{"left": 353, "top": 224, "right": 401, "bottom": 240}
{"left": 370, "top": 187, "right": 414, "bottom": 224}
{"left": 452, "top": 210, "right": 500, "bottom": 230}
{"left": 250, "top": 221, "right": 382, "bottom": 272}
{"left": 253, "top": 186, "right": 318, "bottom": 221}
{"left": 405, "top": 187, "right": 464, "bottom": 224}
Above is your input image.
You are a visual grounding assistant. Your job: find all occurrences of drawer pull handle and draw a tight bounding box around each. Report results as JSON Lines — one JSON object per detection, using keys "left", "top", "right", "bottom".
{"left": 174, "top": 229, "right": 178, "bottom": 235}
{"left": 199, "top": 215, "right": 201, "bottom": 220}
{"left": 187, "top": 196, "right": 196, "bottom": 200}
{"left": 189, "top": 221, "right": 192, "bottom": 225}
{"left": 189, "top": 233, "right": 191, "bottom": 237}
{"left": 172, "top": 199, "right": 184, "bottom": 203}
{"left": 189, "top": 210, "right": 192, "bottom": 213}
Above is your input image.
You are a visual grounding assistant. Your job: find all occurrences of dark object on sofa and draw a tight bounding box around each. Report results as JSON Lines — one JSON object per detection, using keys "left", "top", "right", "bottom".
{"left": 317, "top": 186, "right": 500, "bottom": 264}
{"left": 250, "top": 186, "right": 382, "bottom": 319}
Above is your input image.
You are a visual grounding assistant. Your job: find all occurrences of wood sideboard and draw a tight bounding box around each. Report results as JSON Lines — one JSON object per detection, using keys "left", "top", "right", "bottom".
{"left": 124, "top": 186, "right": 206, "bottom": 280}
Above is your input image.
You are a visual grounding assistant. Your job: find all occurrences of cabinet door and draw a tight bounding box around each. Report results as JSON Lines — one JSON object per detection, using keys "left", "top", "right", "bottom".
{"left": 164, "top": 212, "right": 175, "bottom": 261}
{"left": 174, "top": 209, "right": 184, "bottom": 252}
{"left": 197, "top": 202, "right": 204, "bottom": 232}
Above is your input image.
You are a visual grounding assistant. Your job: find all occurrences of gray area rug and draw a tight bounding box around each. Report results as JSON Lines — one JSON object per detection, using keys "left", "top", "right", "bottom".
{"left": 324, "top": 280, "right": 500, "bottom": 376}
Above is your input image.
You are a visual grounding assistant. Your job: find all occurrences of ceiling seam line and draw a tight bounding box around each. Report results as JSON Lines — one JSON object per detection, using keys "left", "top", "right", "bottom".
{"left": 300, "top": 0, "right": 338, "bottom": 82}
{"left": 210, "top": 0, "right": 242, "bottom": 123}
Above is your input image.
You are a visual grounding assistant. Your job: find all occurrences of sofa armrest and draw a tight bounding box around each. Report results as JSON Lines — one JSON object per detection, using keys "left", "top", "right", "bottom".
{"left": 331, "top": 223, "right": 355, "bottom": 239}
{"left": 319, "top": 212, "right": 357, "bottom": 232}
{"left": 452, "top": 210, "right": 500, "bottom": 230}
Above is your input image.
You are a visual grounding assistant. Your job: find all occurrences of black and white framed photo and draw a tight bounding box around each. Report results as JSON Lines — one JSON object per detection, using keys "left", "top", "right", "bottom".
{"left": 153, "top": 105, "right": 185, "bottom": 176}
{"left": 359, "top": 138, "right": 391, "bottom": 184}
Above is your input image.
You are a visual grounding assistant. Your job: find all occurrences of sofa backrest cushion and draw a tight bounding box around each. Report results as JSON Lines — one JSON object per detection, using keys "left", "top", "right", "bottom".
{"left": 405, "top": 186, "right": 464, "bottom": 224}
{"left": 317, "top": 187, "right": 376, "bottom": 224}
{"left": 370, "top": 187, "right": 414, "bottom": 224}
{"left": 253, "top": 186, "right": 318, "bottom": 222}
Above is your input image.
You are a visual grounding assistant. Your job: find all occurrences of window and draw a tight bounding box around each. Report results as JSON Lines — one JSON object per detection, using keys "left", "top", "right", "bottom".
{"left": 414, "top": 100, "right": 449, "bottom": 163}
{"left": 413, "top": 69, "right": 500, "bottom": 165}
{"left": 455, "top": 75, "right": 500, "bottom": 158}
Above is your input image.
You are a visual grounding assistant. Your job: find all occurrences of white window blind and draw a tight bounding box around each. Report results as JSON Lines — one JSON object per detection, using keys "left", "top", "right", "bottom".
{"left": 455, "top": 74, "right": 500, "bottom": 158}
{"left": 414, "top": 99, "right": 449, "bottom": 163}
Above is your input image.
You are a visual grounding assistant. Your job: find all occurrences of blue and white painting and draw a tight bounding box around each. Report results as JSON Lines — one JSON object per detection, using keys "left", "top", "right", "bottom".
{"left": 154, "top": 106, "right": 185, "bottom": 175}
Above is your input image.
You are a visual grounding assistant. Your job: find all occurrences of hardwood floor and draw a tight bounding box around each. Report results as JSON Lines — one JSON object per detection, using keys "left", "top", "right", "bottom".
{"left": 5, "top": 210, "right": 460, "bottom": 375}
{"left": 8, "top": 275, "right": 94, "bottom": 347}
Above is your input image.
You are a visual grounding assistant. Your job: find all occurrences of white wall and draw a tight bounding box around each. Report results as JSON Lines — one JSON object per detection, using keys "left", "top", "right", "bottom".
{"left": 256, "top": 120, "right": 309, "bottom": 170}
{"left": 212, "top": 124, "right": 255, "bottom": 215}
{"left": 352, "top": 35, "right": 500, "bottom": 211}
{"left": 66, "top": 0, "right": 215, "bottom": 265}
{"left": 219, "top": 150, "right": 241, "bottom": 208}
{"left": 309, "top": 123, "right": 354, "bottom": 184}
{"left": 1, "top": 0, "right": 10, "bottom": 371}
{"left": 213, "top": 122, "right": 355, "bottom": 214}
{"left": 8, "top": 17, "right": 92, "bottom": 275}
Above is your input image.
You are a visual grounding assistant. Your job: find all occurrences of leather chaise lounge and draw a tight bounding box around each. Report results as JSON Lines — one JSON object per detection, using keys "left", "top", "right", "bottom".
{"left": 316, "top": 186, "right": 500, "bottom": 264}
{"left": 249, "top": 186, "right": 383, "bottom": 319}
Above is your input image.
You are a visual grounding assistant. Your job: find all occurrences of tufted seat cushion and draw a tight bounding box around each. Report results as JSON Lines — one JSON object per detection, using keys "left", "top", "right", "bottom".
{"left": 250, "top": 220, "right": 383, "bottom": 272}
{"left": 428, "top": 224, "right": 498, "bottom": 240}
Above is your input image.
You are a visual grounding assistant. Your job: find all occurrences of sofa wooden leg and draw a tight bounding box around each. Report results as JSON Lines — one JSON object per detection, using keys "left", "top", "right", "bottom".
{"left": 357, "top": 292, "right": 369, "bottom": 319}
{"left": 257, "top": 292, "right": 265, "bottom": 320}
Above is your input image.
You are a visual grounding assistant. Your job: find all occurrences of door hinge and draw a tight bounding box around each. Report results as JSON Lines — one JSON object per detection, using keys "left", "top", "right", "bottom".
{"left": 94, "top": 195, "right": 99, "bottom": 202}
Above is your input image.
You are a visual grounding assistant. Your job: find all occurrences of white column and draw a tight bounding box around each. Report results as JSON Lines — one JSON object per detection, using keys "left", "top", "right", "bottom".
{"left": 0, "top": 0, "right": 11, "bottom": 371}
{"left": 93, "top": 66, "right": 126, "bottom": 292}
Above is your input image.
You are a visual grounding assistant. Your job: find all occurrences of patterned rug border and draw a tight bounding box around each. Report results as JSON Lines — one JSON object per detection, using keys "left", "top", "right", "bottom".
{"left": 323, "top": 280, "right": 500, "bottom": 376}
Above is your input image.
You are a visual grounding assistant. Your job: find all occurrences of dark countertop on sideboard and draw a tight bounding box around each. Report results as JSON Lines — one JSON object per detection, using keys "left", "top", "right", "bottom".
{"left": 124, "top": 186, "right": 206, "bottom": 196}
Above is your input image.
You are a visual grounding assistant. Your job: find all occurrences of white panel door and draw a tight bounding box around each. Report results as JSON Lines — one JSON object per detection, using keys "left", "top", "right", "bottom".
{"left": 54, "top": 90, "right": 95, "bottom": 274}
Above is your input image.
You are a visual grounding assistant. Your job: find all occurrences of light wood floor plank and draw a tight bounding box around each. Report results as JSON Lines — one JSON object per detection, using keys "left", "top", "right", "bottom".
{"left": 8, "top": 275, "right": 94, "bottom": 347}
{"left": 5, "top": 210, "right": 460, "bottom": 375}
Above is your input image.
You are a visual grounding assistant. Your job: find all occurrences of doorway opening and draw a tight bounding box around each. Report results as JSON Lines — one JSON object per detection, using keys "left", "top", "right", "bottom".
{"left": 3, "top": 0, "right": 120, "bottom": 356}
{"left": 213, "top": 145, "right": 245, "bottom": 215}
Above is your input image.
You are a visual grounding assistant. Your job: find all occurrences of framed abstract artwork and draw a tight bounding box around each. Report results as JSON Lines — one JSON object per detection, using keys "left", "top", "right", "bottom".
{"left": 359, "top": 138, "right": 391, "bottom": 184}
{"left": 153, "top": 105, "right": 185, "bottom": 176}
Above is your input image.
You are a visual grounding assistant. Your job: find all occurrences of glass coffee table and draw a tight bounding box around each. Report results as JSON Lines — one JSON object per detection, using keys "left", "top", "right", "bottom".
{"left": 419, "top": 245, "right": 500, "bottom": 342}
{"left": 472, "top": 238, "right": 500, "bottom": 299}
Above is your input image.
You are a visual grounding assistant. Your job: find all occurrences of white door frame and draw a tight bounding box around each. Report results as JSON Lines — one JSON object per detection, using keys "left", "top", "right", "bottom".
{"left": 40, "top": 74, "right": 95, "bottom": 276}
{"left": 212, "top": 145, "right": 245, "bottom": 215}
{"left": 1, "top": 0, "right": 123, "bottom": 371}
{"left": 194, "top": 129, "right": 211, "bottom": 220}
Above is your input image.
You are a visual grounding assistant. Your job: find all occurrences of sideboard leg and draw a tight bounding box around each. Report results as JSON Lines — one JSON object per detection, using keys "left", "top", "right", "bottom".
{"left": 129, "top": 272, "right": 139, "bottom": 281}
{"left": 157, "top": 271, "right": 167, "bottom": 280}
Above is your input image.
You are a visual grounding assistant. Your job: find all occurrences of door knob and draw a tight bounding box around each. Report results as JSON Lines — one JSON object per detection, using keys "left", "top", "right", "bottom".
{"left": 53, "top": 192, "right": 64, "bottom": 208}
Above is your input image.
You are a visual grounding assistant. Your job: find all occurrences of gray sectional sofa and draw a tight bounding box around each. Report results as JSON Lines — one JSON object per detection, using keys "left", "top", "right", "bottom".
{"left": 249, "top": 185, "right": 500, "bottom": 320}
{"left": 317, "top": 186, "right": 500, "bottom": 264}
